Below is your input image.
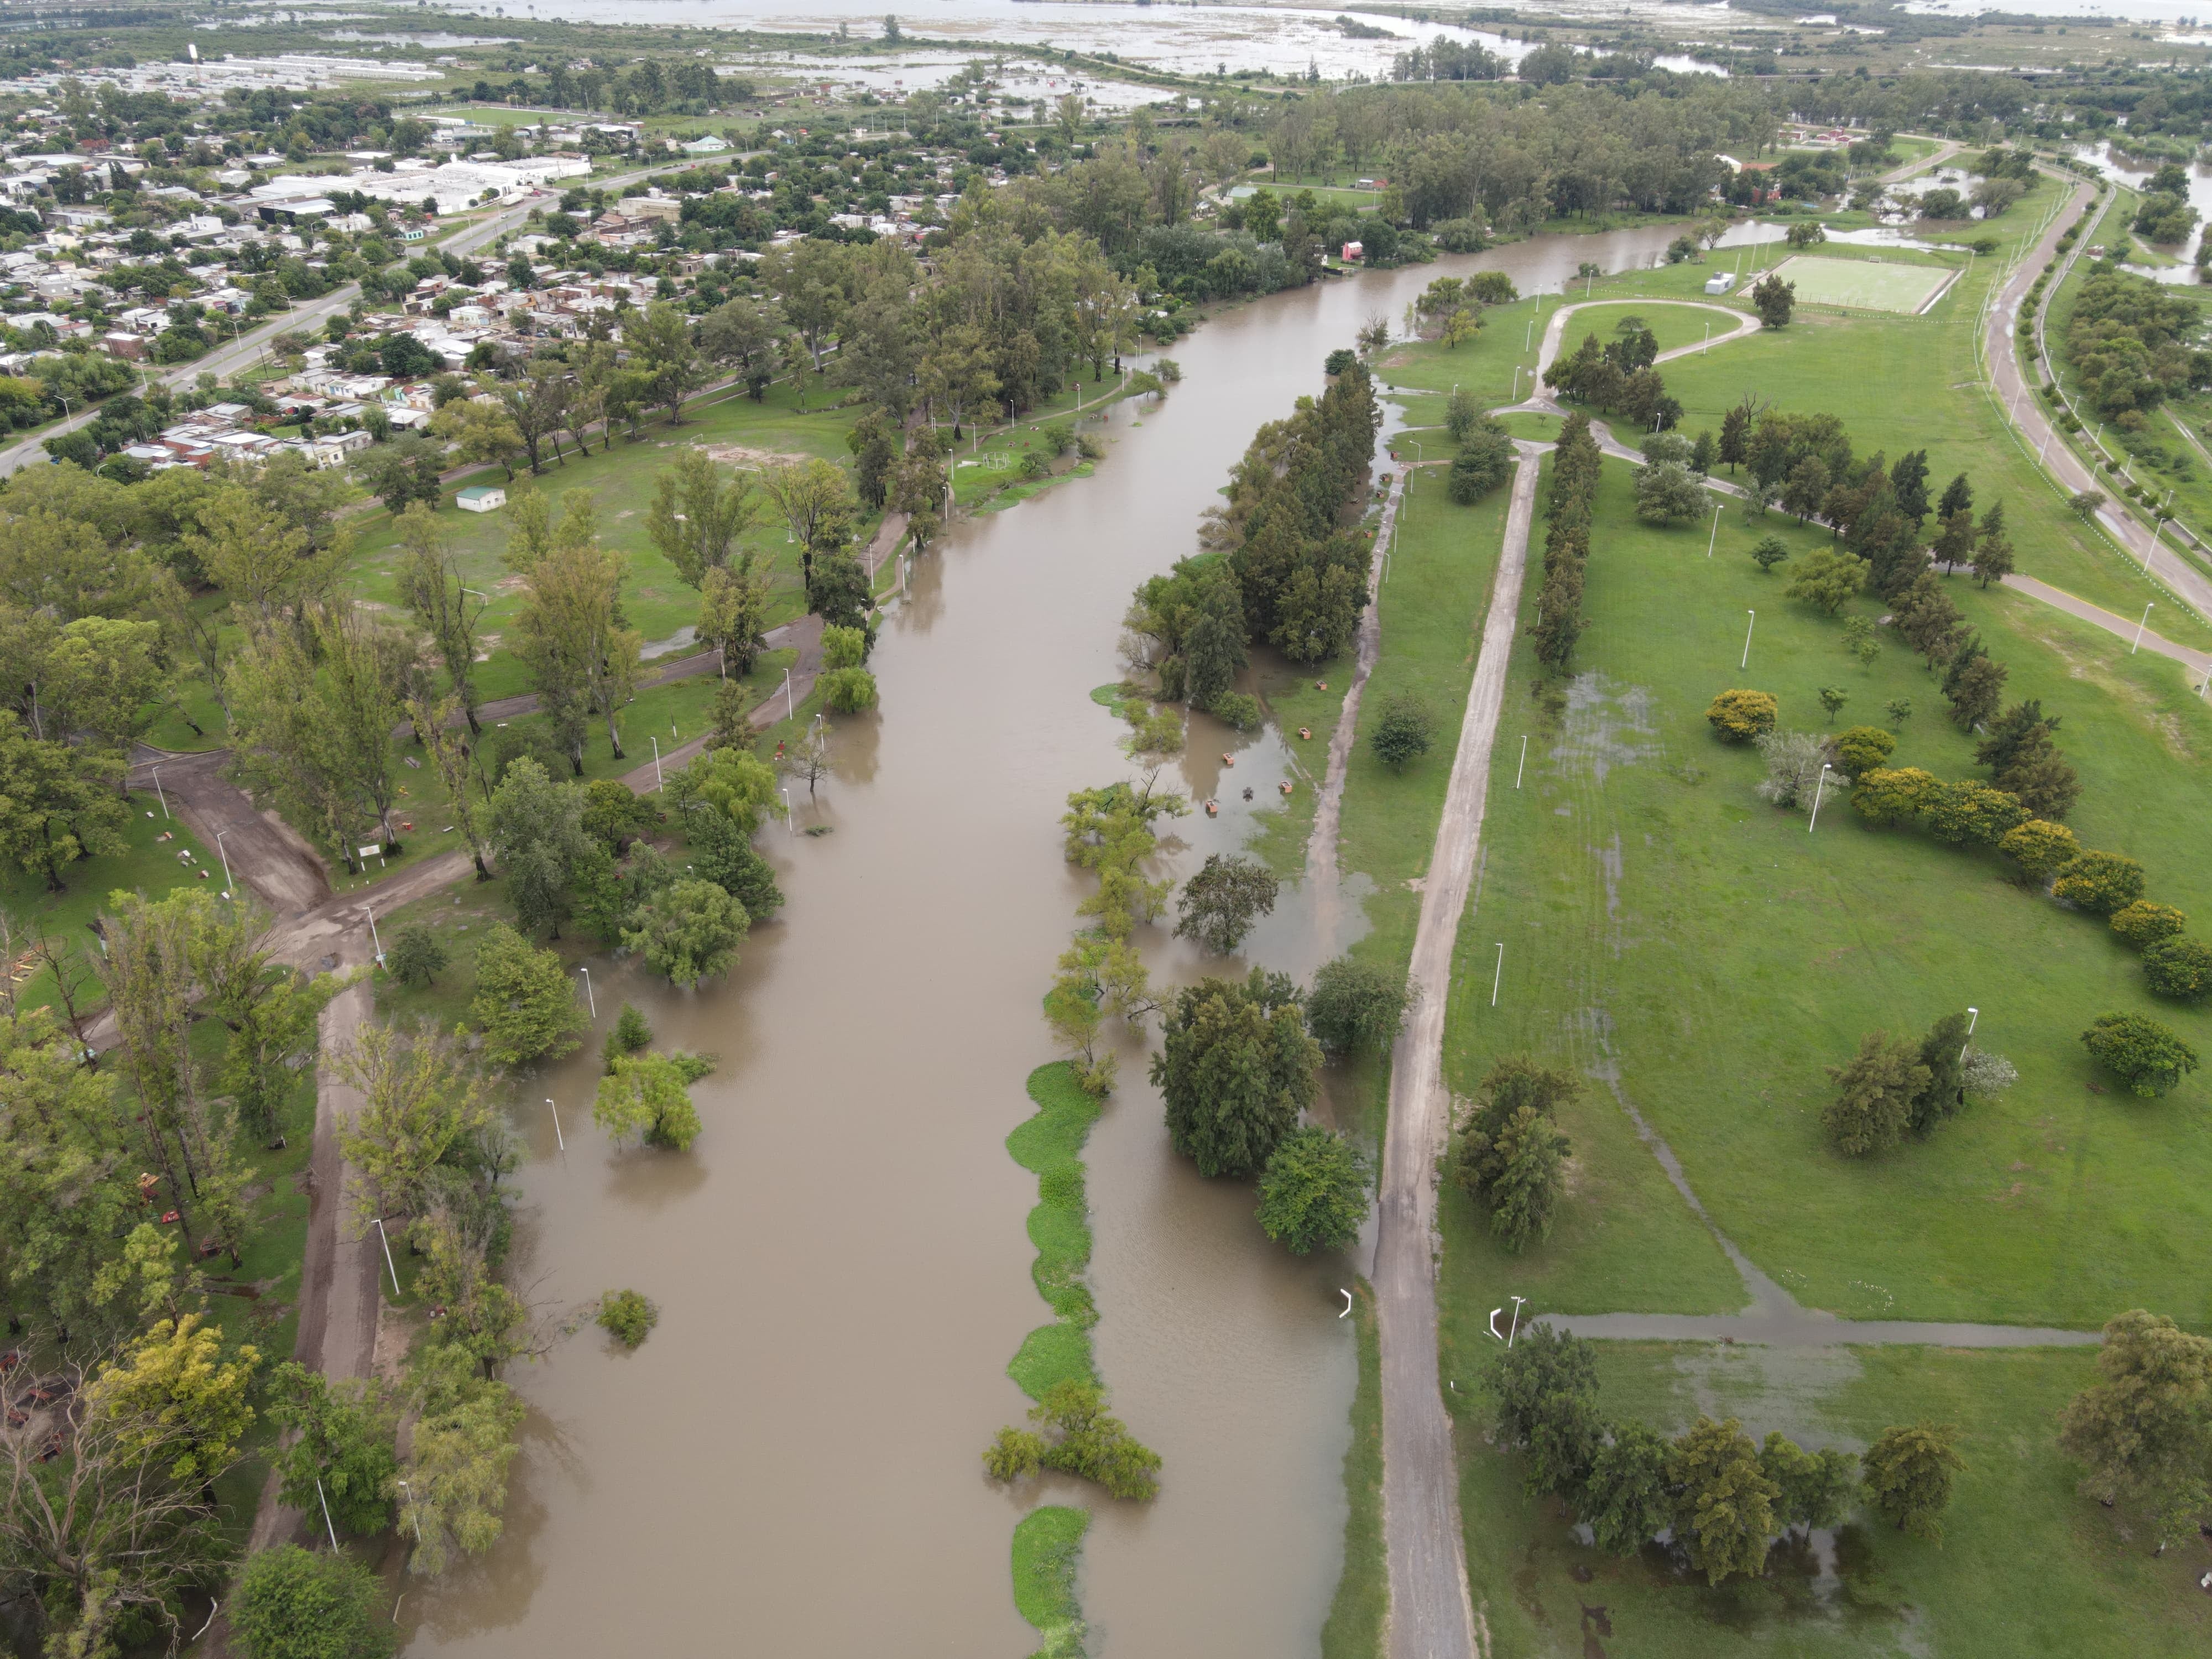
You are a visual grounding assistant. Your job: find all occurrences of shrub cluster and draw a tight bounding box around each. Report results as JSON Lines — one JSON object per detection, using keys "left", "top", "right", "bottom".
{"left": 1531, "top": 412, "right": 1601, "bottom": 672}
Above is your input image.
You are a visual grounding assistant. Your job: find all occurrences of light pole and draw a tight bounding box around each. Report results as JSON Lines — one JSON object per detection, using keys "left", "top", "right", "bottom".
{"left": 152, "top": 765, "right": 169, "bottom": 818}
{"left": 782, "top": 668, "right": 794, "bottom": 723}
{"left": 214, "top": 828, "right": 236, "bottom": 900}
{"left": 782, "top": 787, "right": 794, "bottom": 834}
{"left": 578, "top": 966, "right": 594, "bottom": 1017}
{"left": 2132, "top": 601, "right": 2152, "bottom": 654}
{"left": 315, "top": 1478, "right": 341, "bottom": 1552}
{"left": 371, "top": 1217, "right": 401, "bottom": 1296}
{"left": 1490, "top": 942, "right": 1504, "bottom": 1006}
{"left": 650, "top": 734, "right": 663, "bottom": 790}
{"left": 1960, "top": 1006, "right": 1979, "bottom": 1064}
{"left": 1515, "top": 734, "right": 1528, "bottom": 789}
{"left": 367, "top": 907, "right": 384, "bottom": 966}
{"left": 1706, "top": 502, "right": 1720, "bottom": 559}
{"left": 545, "top": 1097, "right": 565, "bottom": 1152}
{"left": 1507, "top": 1294, "right": 1527, "bottom": 1346}
{"left": 1807, "top": 763, "right": 1834, "bottom": 832}
{"left": 395, "top": 1478, "right": 423, "bottom": 1542}
{"left": 1740, "top": 609, "right": 1756, "bottom": 670}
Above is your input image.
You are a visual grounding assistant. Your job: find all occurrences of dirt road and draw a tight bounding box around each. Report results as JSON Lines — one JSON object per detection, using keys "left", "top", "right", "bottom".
{"left": 1375, "top": 445, "right": 1540, "bottom": 1659}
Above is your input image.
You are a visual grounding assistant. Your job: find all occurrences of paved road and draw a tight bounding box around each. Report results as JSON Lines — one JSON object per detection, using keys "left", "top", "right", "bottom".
{"left": 1375, "top": 445, "right": 1540, "bottom": 1659}
{"left": 0, "top": 163, "right": 662, "bottom": 478}
{"left": 1877, "top": 136, "right": 1963, "bottom": 185}
{"left": 1985, "top": 173, "right": 2212, "bottom": 627}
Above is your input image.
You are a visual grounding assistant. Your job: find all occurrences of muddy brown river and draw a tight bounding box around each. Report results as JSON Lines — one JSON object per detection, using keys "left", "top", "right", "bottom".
{"left": 402, "top": 220, "right": 1781, "bottom": 1658}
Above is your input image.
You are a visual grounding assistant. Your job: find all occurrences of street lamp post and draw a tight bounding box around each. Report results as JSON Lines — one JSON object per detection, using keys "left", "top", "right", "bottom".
{"left": 213, "top": 829, "right": 236, "bottom": 900}
{"left": 2133, "top": 601, "right": 2153, "bottom": 654}
{"left": 782, "top": 787, "right": 794, "bottom": 834}
{"left": 1807, "top": 763, "right": 1834, "bottom": 832}
{"left": 1706, "top": 502, "right": 1720, "bottom": 559}
{"left": 577, "top": 966, "right": 594, "bottom": 1017}
{"left": 370, "top": 1218, "right": 401, "bottom": 1296}
{"left": 545, "top": 1097, "right": 565, "bottom": 1152}
{"left": 1490, "top": 942, "right": 1504, "bottom": 1006}
{"left": 367, "top": 907, "right": 384, "bottom": 966}
{"left": 650, "top": 735, "right": 663, "bottom": 790}
{"left": 1960, "top": 1006, "right": 1979, "bottom": 1064}
{"left": 1740, "top": 609, "right": 1756, "bottom": 670}
{"left": 1515, "top": 734, "right": 1528, "bottom": 789}
{"left": 1506, "top": 1294, "right": 1527, "bottom": 1347}
{"left": 151, "top": 766, "right": 169, "bottom": 818}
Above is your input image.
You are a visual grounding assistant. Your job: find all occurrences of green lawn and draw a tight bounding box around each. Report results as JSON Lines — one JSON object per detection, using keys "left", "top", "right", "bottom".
{"left": 1, "top": 791, "right": 218, "bottom": 1015}
{"left": 1767, "top": 253, "right": 1957, "bottom": 314}
{"left": 1448, "top": 1340, "right": 2212, "bottom": 1659}
{"left": 1654, "top": 267, "right": 2212, "bottom": 653}
{"left": 343, "top": 379, "right": 855, "bottom": 703}
{"left": 1436, "top": 457, "right": 2212, "bottom": 1329}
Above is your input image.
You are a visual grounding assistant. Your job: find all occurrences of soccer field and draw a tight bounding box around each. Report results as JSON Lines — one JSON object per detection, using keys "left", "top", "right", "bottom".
{"left": 1766, "top": 253, "right": 1957, "bottom": 313}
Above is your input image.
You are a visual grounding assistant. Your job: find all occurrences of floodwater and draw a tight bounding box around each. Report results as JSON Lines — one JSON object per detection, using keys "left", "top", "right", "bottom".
{"left": 401, "top": 215, "right": 1786, "bottom": 1659}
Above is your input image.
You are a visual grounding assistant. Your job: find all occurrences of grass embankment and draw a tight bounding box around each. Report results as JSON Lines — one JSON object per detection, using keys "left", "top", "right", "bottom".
{"left": 1324, "top": 462, "right": 1510, "bottom": 1150}
{"left": 1421, "top": 469, "right": 2212, "bottom": 1652}
{"left": 1005, "top": 1061, "right": 1103, "bottom": 1400}
{"left": 1657, "top": 238, "right": 2212, "bottom": 650}
{"left": 1438, "top": 456, "right": 2211, "bottom": 1329}
{"left": 2, "top": 792, "right": 216, "bottom": 1014}
{"left": 1318, "top": 1279, "right": 1385, "bottom": 1659}
{"left": 1010, "top": 1505, "right": 1091, "bottom": 1659}
{"left": 1454, "top": 1340, "right": 2212, "bottom": 1659}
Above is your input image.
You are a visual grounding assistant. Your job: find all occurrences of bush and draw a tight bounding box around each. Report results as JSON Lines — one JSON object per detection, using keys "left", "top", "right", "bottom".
{"left": 2054, "top": 849, "right": 2146, "bottom": 915}
{"left": 468, "top": 924, "right": 587, "bottom": 1068}
{"left": 1999, "top": 818, "right": 2079, "bottom": 883}
{"left": 1705, "top": 688, "right": 1777, "bottom": 742}
{"left": 619, "top": 878, "right": 749, "bottom": 988}
{"left": 387, "top": 922, "right": 447, "bottom": 989}
{"left": 1018, "top": 448, "right": 1051, "bottom": 481}
{"left": 2081, "top": 1012, "right": 2200, "bottom": 1096}
{"left": 2142, "top": 936, "right": 2212, "bottom": 1001}
{"left": 596, "top": 1288, "right": 660, "bottom": 1348}
{"left": 1850, "top": 765, "right": 1940, "bottom": 827}
{"left": 1831, "top": 726, "right": 1896, "bottom": 777}
{"left": 1370, "top": 691, "right": 1434, "bottom": 769}
{"left": 820, "top": 665, "right": 879, "bottom": 712}
{"left": 1305, "top": 955, "right": 1410, "bottom": 1056}
{"left": 602, "top": 1001, "right": 653, "bottom": 1067}
{"left": 1209, "top": 690, "right": 1262, "bottom": 731}
{"left": 2110, "top": 900, "right": 2187, "bottom": 949}
{"left": 1256, "top": 1126, "right": 1370, "bottom": 1255}
{"left": 1447, "top": 419, "right": 1515, "bottom": 503}
{"left": 233, "top": 1545, "right": 397, "bottom": 1659}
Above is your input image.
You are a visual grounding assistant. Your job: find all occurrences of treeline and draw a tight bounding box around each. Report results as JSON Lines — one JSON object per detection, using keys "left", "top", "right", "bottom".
{"left": 1544, "top": 319, "right": 1682, "bottom": 430}
{"left": 1531, "top": 413, "right": 1601, "bottom": 672}
{"left": 1125, "top": 351, "right": 1383, "bottom": 724}
{"left": 2062, "top": 265, "right": 2211, "bottom": 424}
{"left": 1481, "top": 1284, "right": 1966, "bottom": 1579}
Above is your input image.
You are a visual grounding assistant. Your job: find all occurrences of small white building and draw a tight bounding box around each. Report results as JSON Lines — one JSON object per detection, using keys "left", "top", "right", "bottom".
{"left": 683, "top": 134, "right": 733, "bottom": 155}
{"left": 1704, "top": 273, "right": 1736, "bottom": 296}
{"left": 457, "top": 484, "right": 506, "bottom": 513}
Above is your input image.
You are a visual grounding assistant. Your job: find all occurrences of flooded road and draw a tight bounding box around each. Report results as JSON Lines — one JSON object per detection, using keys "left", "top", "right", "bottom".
{"left": 402, "top": 217, "right": 1782, "bottom": 1659}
